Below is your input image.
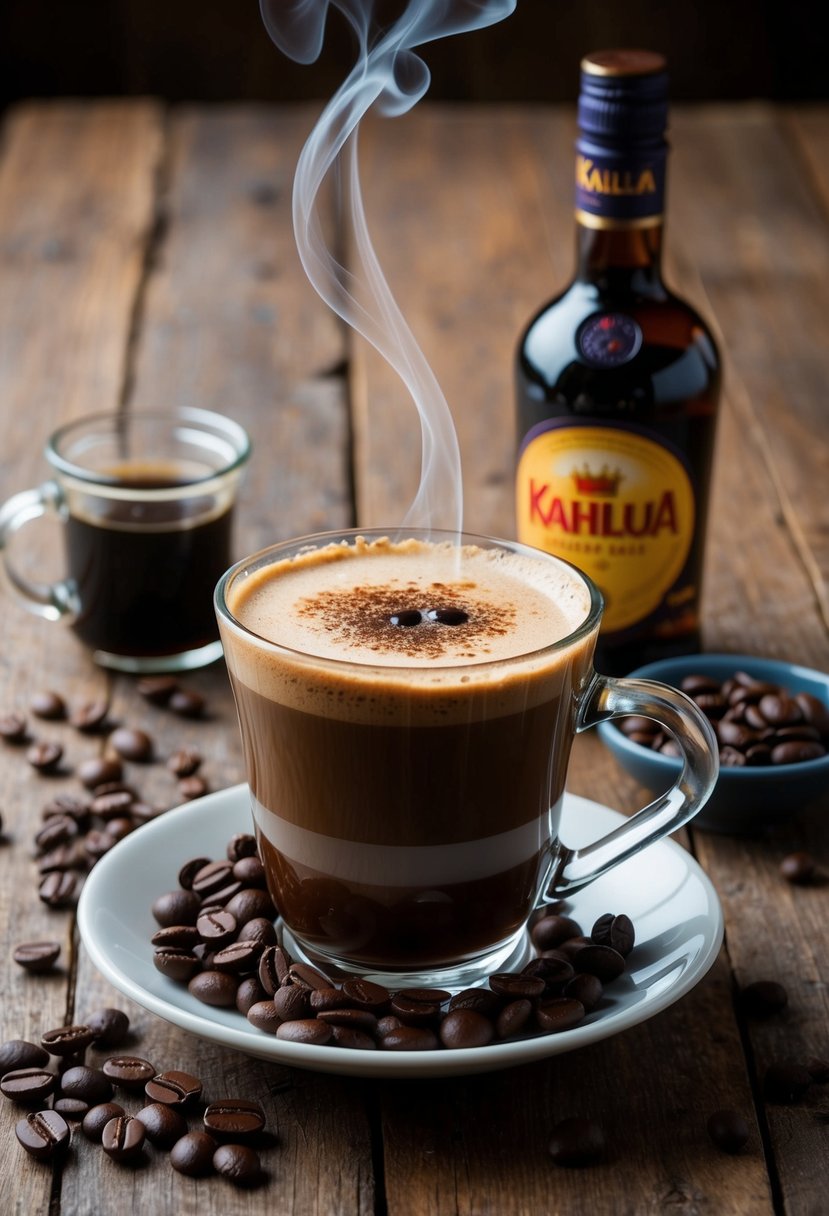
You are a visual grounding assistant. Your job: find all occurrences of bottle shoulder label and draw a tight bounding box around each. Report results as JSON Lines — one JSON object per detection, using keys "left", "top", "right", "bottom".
{"left": 516, "top": 419, "right": 695, "bottom": 633}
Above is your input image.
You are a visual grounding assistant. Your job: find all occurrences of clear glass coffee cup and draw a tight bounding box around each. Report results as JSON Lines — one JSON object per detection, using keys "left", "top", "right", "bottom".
{"left": 0, "top": 408, "right": 250, "bottom": 672}
{"left": 216, "top": 527, "right": 718, "bottom": 990}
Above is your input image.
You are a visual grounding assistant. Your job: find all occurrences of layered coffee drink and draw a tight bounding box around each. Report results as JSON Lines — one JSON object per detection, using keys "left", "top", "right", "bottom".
{"left": 220, "top": 534, "right": 597, "bottom": 976}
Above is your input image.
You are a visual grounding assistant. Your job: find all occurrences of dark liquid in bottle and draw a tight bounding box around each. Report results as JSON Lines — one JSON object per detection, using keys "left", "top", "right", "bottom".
{"left": 66, "top": 466, "right": 233, "bottom": 658}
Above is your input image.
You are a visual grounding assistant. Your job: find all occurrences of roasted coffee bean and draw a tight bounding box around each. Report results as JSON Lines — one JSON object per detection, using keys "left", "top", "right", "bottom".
{"left": 171, "top": 1130, "right": 217, "bottom": 1176}
{"left": 246, "top": 1000, "right": 283, "bottom": 1034}
{"left": 448, "top": 988, "right": 501, "bottom": 1017}
{"left": 70, "top": 700, "right": 109, "bottom": 732}
{"left": 530, "top": 914, "right": 583, "bottom": 950}
{"left": 41, "top": 1024, "right": 95, "bottom": 1056}
{"left": 489, "top": 972, "right": 545, "bottom": 1000}
{"left": 389, "top": 994, "right": 442, "bottom": 1027}
{"left": 1, "top": 1067, "right": 56, "bottom": 1104}
{"left": 380, "top": 1026, "right": 440, "bottom": 1051}
{"left": 521, "top": 956, "right": 575, "bottom": 992}
{"left": 179, "top": 775, "right": 209, "bottom": 800}
{"left": 289, "top": 962, "right": 336, "bottom": 992}
{"left": 562, "top": 973, "right": 603, "bottom": 1012}
{"left": 376, "top": 1016, "right": 403, "bottom": 1038}
{"left": 0, "top": 1039, "right": 50, "bottom": 1075}
{"left": 212, "top": 940, "right": 263, "bottom": 974}
{"left": 31, "top": 691, "right": 66, "bottom": 720}
{"left": 102, "top": 1056, "right": 157, "bottom": 1093}
{"left": 780, "top": 851, "right": 817, "bottom": 884}
{"left": 332, "top": 1025, "right": 377, "bottom": 1050}
{"left": 0, "top": 711, "right": 27, "bottom": 741}
{"left": 177, "top": 856, "right": 212, "bottom": 890}
{"left": 109, "top": 726, "right": 153, "bottom": 762}
{"left": 188, "top": 969, "right": 239, "bottom": 1007}
{"left": 26, "top": 740, "right": 63, "bottom": 773}
{"left": 191, "top": 860, "right": 235, "bottom": 901}
{"left": 15, "top": 1109, "right": 70, "bottom": 1159}
{"left": 78, "top": 756, "right": 123, "bottom": 790}
{"left": 224, "top": 887, "right": 274, "bottom": 922}
{"left": 38, "top": 841, "right": 86, "bottom": 873}
{"left": 104, "top": 818, "right": 134, "bottom": 844}
{"left": 91, "top": 790, "right": 134, "bottom": 820}
{"left": 796, "top": 692, "right": 829, "bottom": 734}
{"left": 204, "top": 1098, "right": 266, "bottom": 1139}
{"left": 707, "top": 1109, "right": 750, "bottom": 1153}
{"left": 152, "top": 889, "right": 201, "bottom": 927}
{"left": 169, "top": 689, "right": 206, "bottom": 719}
{"left": 42, "top": 793, "right": 90, "bottom": 825}
{"left": 719, "top": 745, "right": 747, "bottom": 767}
{"left": 536, "top": 998, "right": 586, "bottom": 1034}
{"left": 135, "top": 1101, "right": 188, "bottom": 1149}
{"left": 317, "top": 1008, "right": 378, "bottom": 1034}
{"left": 764, "top": 1060, "right": 812, "bottom": 1103}
{"left": 59, "top": 1065, "right": 113, "bottom": 1105}
{"left": 13, "top": 941, "right": 61, "bottom": 973}
{"left": 167, "top": 747, "right": 202, "bottom": 778}
{"left": 35, "top": 814, "right": 79, "bottom": 851}
{"left": 137, "top": 675, "right": 179, "bottom": 705}
{"left": 772, "top": 740, "right": 826, "bottom": 764}
{"left": 590, "top": 912, "right": 635, "bottom": 957}
{"left": 200, "top": 879, "right": 244, "bottom": 906}
{"left": 196, "top": 908, "right": 237, "bottom": 945}
{"left": 213, "top": 1142, "right": 262, "bottom": 1186}
{"left": 82, "top": 1102, "right": 126, "bottom": 1141}
{"left": 236, "top": 978, "right": 268, "bottom": 1016}
{"left": 102, "top": 1113, "right": 146, "bottom": 1163}
{"left": 740, "top": 980, "right": 788, "bottom": 1018}
{"left": 145, "top": 1070, "right": 203, "bottom": 1107}
{"left": 439, "top": 1009, "right": 494, "bottom": 1050}
{"left": 273, "top": 986, "right": 311, "bottom": 1021}
{"left": 573, "top": 944, "right": 626, "bottom": 983}
{"left": 496, "top": 999, "right": 533, "bottom": 1039}
{"left": 38, "top": 870, "right": 78, "bottom": 909}
{"left": 548, "top": 1116, "right": 606, "bottom": 1167}
{"left": 227, "top": 833, "right": 258, "bottom": 862}
{"left": 340, "top": 978, "right": 390, "bottom": 1011}
{"left": 276, "top": 1019, "right": 333, "bottom": 1046}
{"left": 84, "top": 829, "right": 116, "bottom": 861}
{"left": 154, "top": 947, "right": 201, "bottom": 983}
{"left": 53, "top": 1096, "right": 90, "bottom": 1119}
{"left": 238, "top": 918, "right": 277, "bottom": 949}
{"left": 759, "top": 694, "right": 802, "bottom": 726}
{"left": 258, "top": 945, "right": 289, "bottom": 995}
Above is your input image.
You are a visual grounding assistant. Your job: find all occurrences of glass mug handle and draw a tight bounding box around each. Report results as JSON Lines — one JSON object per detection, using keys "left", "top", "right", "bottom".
{"left": 0, "top": 480, "right": 79, "bottom": 622}
{"left": 549, "top": 672, "right": 719, "bottom": 896}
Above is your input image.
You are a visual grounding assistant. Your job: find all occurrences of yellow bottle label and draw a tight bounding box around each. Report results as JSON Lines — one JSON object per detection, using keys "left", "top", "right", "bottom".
{"left": 516, "top": 423, "right": 695, "bottom": 633}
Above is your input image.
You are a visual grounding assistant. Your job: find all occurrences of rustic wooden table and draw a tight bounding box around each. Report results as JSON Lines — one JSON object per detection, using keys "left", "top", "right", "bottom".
{"left": 0, "top": 99, "right": 827, "bottom": 1215}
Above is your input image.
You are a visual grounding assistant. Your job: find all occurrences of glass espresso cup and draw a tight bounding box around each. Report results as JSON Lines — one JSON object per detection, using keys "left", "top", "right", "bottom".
{"left": 216, "top": 527, "right": 717, "bottom": 989}
{"left": 0, "top": 408, "right": 250, "bottom": 672}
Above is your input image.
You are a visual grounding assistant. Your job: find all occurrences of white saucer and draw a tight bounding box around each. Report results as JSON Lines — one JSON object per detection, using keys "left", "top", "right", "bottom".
{"left": 77, "top": 784, "right": 723, "bottom": 1079}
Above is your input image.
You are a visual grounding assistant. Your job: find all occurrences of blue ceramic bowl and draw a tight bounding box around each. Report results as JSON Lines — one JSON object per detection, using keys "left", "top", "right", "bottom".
{"left": 597, "top": 653, "right": 829, "bottom": 834}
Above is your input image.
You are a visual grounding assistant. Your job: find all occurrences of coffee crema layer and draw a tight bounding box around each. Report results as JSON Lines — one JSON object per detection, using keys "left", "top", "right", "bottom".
{"left": 224, "top": 537, "right": 594, "bottom": 725}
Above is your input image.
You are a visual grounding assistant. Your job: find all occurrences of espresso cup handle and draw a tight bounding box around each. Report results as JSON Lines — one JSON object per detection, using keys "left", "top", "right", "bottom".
{"left": 548, "top": 672, "right": 719, "bottom": 896}
{"left": 0, "top": 480, "right": 79, "bottom": 621}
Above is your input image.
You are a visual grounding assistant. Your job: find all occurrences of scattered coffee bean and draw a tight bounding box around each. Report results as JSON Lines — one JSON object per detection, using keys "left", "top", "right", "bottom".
{"left": 779, "top": 852, "right": 817, "bottom": 884}
{"left": 380, "top": 1026, "right": 440, "bottom": 1051}
{"left": 531, "top": 914, "right": 583, "bottom": 950}
{"left": 573, "top": 944, "right": 626, "bottom": 983}
{"left": 276, "top": 1020, "right": 333, "bottom": 1046}
{"left": 203, "top": 1098, "right": 266, "bottom": 1139}
{"left": 439, "top": 1010, "right": 494, "bottom": 1050}
{"left": 85, "top": 1007, "right": 130, "bottom": 1049}
{"left": 53, "top": 1096, "right": 90, "bottom": 1120}
{"left": 169, "top": 689, "right": 206, "bottom": 719}
{"left": 137, "top": 675, "right": 179, "bottom": 705}
{"left": 102, "top": 1056, "right": 157, "bottom": 1093}
{"left": 171, "top": 1130, "right": 217, "bottom": 1176}
{"left": 188, "top": 970, "right": 239, "bottom": 1007}
{"left": 591, "top": 912, "right": 635, "bottom": 957}
{"left": 59, "top": 1065, "right": 113, "bottom": 1105}
{"left": 78, "top": 756, "right": 123, "bottom": 790}
{"left": 536, "top": 998, "right": 586, "bottom": 1034}
{"left": 109, "top": 726, "right": 153, "bottom": 762}
{"left": 144, "top": 1069, "right": 203, "bottom": 1107}
{"left": 213, "top": 1142, "right": 262, "bottom": 1186}
{"left": 167, "top": 747, "right": 202, "bottom": 778}
{"left": 236, "top": 978, "right": 268, "bottom": 1016}
{"left": 70, "top": 700, "right": 109, "bottom": 732}
{"left": 102, "top": 1113, "right": 146, "bottom": 1163}
{"left": 38, "top": 869, "right": 78, "bottom": 908}
{"left": 179, "top": 775, "right": 209, "bottom": 800}
{"left": 26, "top": 741, "right": 63, "bottom": 774}
{"left": 1, "top": 1067, "right": 56, "bottom": 1104}
{"left": 548, "top": 1116, "right": 606, "bottom": 1167}
{"left": 15, "top": 1109, "right": 70, "bottom": 1159}
{"left": 246, "top": 1000, "right": 283, "bottom": 1034}
{"left": 13, "top": 940, "right": 61, "bottom": 973}
{"left": 764, "top": 1060, "right": 812, "bottom": 1103}
{"left": 30, "top": 691, "right": 66, "bottom": 721}
{"left": 227, "top": 833, "right": 258, "bottom": 862}
{"left": 35, "top": 814, "right": 79, "bottom": 851}
{"left": 82, "top": 1102, "right": 126, "bottom": 1142}
{"left": 740, "top": 980, "right": 788, "bottom": 1018}
{"left": 154, "top": 947, "right": 201, "bottom": 982}
{"left": 135, "top": 1101, "right": 188, "bottom": 1149}
{"left": 152, "top": 889, "right": 201, "bottom": 927}
{"left": 41, "top": 1024, "right": 95, "bottom": 1056}
{"left": 707, "top": 1109, "right": 750, "bottom": 1153}
{"left": 0, "top": 1039, "right": 50, "bottom": 1075}
{"left": 0, "top": 712, "right": 27, "bottom": 742}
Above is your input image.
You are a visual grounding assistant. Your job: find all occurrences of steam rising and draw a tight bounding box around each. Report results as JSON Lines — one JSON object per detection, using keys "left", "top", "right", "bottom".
{"left": 260, "top": 0, "right": 516, "bottom": 533}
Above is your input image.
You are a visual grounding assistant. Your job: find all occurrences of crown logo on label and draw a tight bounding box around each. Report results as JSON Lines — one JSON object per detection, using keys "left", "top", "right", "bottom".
{"left": 572, "top": 464, "right": 624, "bottom": 496}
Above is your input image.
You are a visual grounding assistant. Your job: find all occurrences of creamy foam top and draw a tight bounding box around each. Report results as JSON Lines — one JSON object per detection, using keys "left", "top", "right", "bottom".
{"left": 221, "top": 538, "right": 596, "bottom": 724}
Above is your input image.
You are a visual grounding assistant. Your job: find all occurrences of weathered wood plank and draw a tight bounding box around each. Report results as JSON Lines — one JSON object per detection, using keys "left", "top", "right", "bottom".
{"left": 64, "top": 105, "right": 371, "bottom": 1215}
{"left": 0, "top": 100, "right": 162, "bottom": 1215}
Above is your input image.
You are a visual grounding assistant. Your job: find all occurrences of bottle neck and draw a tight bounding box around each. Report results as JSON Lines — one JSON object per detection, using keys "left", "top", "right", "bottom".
{"left": 574, "top": 221, "right": 664, "bottom": 291}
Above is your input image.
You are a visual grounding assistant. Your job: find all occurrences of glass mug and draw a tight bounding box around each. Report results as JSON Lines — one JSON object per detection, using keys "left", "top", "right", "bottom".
{"left": 0, "top": 408, "right": 250, "bottom": 672}
{"left": 216, "top": 527, "right": 718, "bottom": 989}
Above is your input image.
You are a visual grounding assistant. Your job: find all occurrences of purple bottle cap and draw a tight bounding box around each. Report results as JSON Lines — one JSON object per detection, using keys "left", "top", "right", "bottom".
{"left": 578, "top": 50, "right": 669, "bottom": 145}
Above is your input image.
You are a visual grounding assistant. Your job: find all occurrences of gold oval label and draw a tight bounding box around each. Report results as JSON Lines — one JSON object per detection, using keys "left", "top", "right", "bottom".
{"left": 516, "top": 424, "right": 695, "bottom": 632}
